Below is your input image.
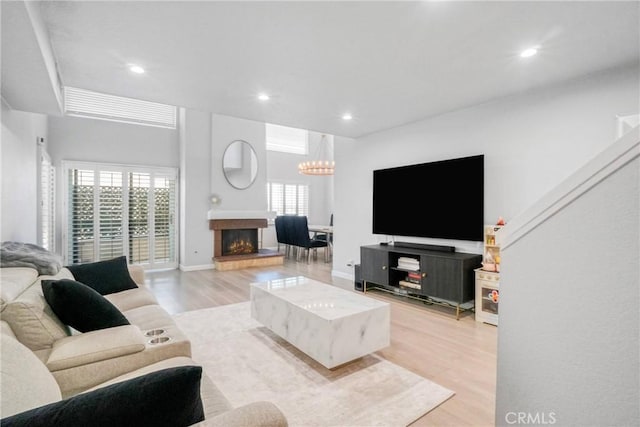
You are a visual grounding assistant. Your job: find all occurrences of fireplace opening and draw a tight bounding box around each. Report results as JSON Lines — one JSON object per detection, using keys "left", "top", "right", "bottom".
{"left": 222, "top": 229, "right": 258, "bottom": 256}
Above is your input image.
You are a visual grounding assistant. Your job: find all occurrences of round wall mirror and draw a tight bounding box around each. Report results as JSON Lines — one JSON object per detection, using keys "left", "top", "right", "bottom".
{"left": 222, "top": 140, "right": 258, "bottom": 189}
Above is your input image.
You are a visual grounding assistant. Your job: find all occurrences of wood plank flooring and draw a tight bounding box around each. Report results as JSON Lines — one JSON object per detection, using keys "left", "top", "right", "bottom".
{"left": 144, "top": 257, "right": 497, "bottom": 426}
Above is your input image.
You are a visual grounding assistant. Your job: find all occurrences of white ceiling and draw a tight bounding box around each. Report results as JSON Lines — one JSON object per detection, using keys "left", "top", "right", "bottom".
{"left": 11, "top": 1, "right": 640, "bottom": 138}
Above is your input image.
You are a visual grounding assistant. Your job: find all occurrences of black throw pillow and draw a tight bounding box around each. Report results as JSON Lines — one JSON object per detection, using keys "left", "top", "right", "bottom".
{"left": 66, "top": 255, "right": 138, "bottom": 295}
{"left": 42, "top": 279, "right": 130, "bottom": 332}
{"left": 1, "top": 366, "right": 205, "bottom": 427}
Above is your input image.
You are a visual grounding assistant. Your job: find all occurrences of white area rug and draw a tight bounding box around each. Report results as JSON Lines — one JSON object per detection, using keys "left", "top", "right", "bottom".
{"left": 174, "top": 302, "right": 454, "bottom": 427}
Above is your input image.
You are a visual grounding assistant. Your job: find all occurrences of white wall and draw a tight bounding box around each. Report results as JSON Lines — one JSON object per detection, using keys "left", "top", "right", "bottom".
{"left": 47, "top": 115, "right": 179, "bottom": 254}
{"left": 210, "top": 115, "right": 335, "bottom": 250}
{"left": 495, "top": 139, "right": 639, "bottom": 425}
{"left": 48, "top": 115, "right": 179, "bottom": 167}
{"left": 303, "top": 132, "right": 334, "bottom": 226}
{"left": 44, "top": 112, "right": 336, "bottom": 266}
{"left": 0, "top": 100, "right": 47, "bottom": 243}
{"left": 179, "top": 108, "right": 213, "bottom": 269}
{"left": 332, "top": 65, "right": 640, "bottom": 278}
{"left": 209, "top": 114, "right": 271, "bottom": 253}
{"left": 210, "top": 114, "right": 267, "bottom": 211}
{"left": 264, "top": 131, "right": 335, "bottom": 248}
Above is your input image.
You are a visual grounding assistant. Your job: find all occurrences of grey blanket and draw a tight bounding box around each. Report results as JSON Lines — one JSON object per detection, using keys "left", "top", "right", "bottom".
{"left": 0, "top": 241, "right": 63, "bottom": 275}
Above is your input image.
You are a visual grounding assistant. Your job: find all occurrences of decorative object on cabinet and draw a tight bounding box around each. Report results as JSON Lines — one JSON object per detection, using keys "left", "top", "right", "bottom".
{"left": 475, "top": 222, "right": 503, "bottom": 325}
{"left": 482, "top": 224, "right": 503, "bottom": 273}
{"left": 475, "top": 269, "right": 500, "bottom": 325}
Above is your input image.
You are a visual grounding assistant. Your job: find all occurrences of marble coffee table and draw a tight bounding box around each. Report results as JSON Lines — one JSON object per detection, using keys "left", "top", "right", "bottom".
{"left": 250, "top": 276, "right": 390, "bottom": 369}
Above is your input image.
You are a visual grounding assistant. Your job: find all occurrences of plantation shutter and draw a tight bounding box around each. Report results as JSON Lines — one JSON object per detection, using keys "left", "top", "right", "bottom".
{"left": 128, "top": 172, "right": 151, "bottom": 264}
{"left": 65, "top": 162, "right": 177, "bottom": 269}
{"left": 297, "top": 185, "right": 309, "bottom": 217}
{"left": 98, "top": 171, "right": 125, "bottom": 260}
{"left": 153, "top": 175, "right": 176, "bottom": 264}
{"left": 40, "top": 152, "right": 55, "bottom": 251}
{"left": 64, "top": 87, "right": 177, "bottom": 129}
{"left": 284, "top": 184, "right": 298, "bottom": 214}
{"left": 267, "top": 182, "right": 309, "bottom": 216}
{"left": 269, "top": 183, "right": 284, "bottom": 215}
{"left": 68, "top": 169, "right": 96, "bottom": 263}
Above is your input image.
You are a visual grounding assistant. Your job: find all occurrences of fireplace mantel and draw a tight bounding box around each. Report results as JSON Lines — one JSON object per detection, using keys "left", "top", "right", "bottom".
{"left": 207, "top": 210, "right": 277, "bottom": 220}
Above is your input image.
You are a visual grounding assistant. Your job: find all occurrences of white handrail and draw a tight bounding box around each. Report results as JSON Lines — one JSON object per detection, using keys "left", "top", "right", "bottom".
{"left": 498, "top": 126, "right": 639, "bottom": 251}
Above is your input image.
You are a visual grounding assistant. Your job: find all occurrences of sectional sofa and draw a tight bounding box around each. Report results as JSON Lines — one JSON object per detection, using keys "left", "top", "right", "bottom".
{"left": 0, "top": 260, "right": 287, "bottom": 426}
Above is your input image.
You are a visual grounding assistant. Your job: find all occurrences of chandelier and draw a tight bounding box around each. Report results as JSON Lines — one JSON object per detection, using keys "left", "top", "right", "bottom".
{"left": 298, "top": 134, "right": 335, "bottom": 175}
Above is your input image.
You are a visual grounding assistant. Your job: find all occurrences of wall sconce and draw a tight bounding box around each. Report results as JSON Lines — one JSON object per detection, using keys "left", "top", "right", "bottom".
{"left": 210, "top": 194, "right": 222, "bottom": 206}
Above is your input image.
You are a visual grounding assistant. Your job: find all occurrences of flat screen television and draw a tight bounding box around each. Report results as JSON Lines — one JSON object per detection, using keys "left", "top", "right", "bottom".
{"left": 372, "top": 154, "right": 484, "bottom": 242}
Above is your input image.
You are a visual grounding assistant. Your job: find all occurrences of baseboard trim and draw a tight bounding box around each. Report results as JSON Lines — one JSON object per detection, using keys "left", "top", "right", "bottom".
{"left": 179, "top": 263, "right": 215, "bottom": 272}
{"left": 331, "top": 270, "right": 354, "bottom": 281}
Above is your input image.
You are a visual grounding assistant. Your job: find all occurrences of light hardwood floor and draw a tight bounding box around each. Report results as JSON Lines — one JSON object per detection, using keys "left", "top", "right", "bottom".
{"left": 145, "top": 257, "right": 497, "bottom": 426}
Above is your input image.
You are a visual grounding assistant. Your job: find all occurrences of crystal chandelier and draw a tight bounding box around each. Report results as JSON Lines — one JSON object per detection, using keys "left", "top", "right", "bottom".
{"left": 298, "top": 134, "right": 335, "bottom": 175}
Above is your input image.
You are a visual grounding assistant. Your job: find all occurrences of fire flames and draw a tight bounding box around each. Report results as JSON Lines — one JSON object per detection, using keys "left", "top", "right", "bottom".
{"left": 226, "top": 239, "right": 256, "bottom": 255}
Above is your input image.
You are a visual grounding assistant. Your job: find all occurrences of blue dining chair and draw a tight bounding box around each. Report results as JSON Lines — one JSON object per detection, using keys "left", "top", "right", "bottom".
{"left": 290, "top": 216, "right": 329, "bottom": 263}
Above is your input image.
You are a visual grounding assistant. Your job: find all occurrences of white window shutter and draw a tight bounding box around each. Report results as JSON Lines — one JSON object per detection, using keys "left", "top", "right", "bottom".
{"left": 64, "top": 87, "right": 177, "bottom": 129}
{"left": 98, "top": 171, "right": 125, "bottom": 260}
{"left": 68, "top": 169, "right": 96, "bottom": 264}
{"left": 40, "top": 153, "right": 55, "bottom": 251}
{"left": 267, "top": 182, "right": 309, "bottom": 217}
{"left": 64, "top": 162, "right": 178, "bottom": 269}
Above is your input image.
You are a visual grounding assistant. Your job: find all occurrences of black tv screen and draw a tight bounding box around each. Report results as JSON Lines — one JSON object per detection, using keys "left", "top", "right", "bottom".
{"left": 372, "top": 155, "right": 484, "bottom": 242}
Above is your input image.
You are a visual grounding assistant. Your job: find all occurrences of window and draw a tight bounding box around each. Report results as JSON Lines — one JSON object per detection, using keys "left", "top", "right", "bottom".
{"left": 63, "top": 162, "right": 178, "bottom": 269}
{"left": 266, "top": 123, "right": 308, "bottom": 154}
{"left": 39, "top": 150, "right": 55, "bottom": 251}
{"left": 267, "top": 182, "right": 308, "bottom": 216}
{"left": 64, "top": 86, "right": 177, "bottom": 129}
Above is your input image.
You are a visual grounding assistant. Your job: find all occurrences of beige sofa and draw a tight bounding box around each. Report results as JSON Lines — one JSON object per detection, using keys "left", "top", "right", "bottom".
{"left": 0, "top": 266, "right": 287, "bottom": 426}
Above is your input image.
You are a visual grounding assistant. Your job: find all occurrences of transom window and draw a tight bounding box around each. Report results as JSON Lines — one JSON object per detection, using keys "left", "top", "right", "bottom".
{"left": 266, "top": 123, "right": 308, "bottom": 154}
{"left": 64, "top": 86, "right": 177, "bottom": 129}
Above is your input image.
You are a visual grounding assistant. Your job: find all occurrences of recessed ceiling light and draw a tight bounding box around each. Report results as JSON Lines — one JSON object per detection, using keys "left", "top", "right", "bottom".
{"left": 129, "top": 65, "right": 145, "bottom": 74}
{"left": 520, "top": 46, "right": 539, "bottom": 58}
{"left": 257, "top": 93, "right": 270, "bottom": 101}
{"left": 342, "top": 113, "right": 353, "bottom": 121}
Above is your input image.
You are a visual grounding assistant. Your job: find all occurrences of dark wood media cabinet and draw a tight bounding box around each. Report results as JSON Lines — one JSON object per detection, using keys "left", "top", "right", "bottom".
{"left": 360, "top": 244, "right": 482, "bottom": 319}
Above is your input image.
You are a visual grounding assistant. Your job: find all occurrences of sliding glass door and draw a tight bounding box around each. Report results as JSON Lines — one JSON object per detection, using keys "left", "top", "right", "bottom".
{"left": 63, "top": 161, "right": 178, "bottom": 269}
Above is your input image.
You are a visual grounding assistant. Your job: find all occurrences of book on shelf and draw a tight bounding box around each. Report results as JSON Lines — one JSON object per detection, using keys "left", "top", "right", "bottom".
{"left": 397, "top": 265, "right": 419, "bottom": 271}
{"left": 407, "top": 272, "right": 422, "bottom": 280}
{"left": 404, "top": 276, "right": 420, "bottom": 284}
{"left": 397, "top": 257, "right": 420, "bottom": 271}
{"left": 398, "top": 280, "right": 421, "bottom": 290}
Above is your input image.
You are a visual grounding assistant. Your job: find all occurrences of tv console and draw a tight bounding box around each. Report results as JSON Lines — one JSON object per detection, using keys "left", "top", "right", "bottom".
{"left": 360, "top": 244, "right": 482, "bottom": 319}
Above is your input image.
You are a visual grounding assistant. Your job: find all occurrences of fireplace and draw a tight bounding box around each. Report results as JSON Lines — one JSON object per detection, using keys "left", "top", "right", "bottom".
{"left": 222, "top": 229, "right": 258, "bottom": 256}
{"left": 209, "top": 216, "right": 284, "bottom": 271}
